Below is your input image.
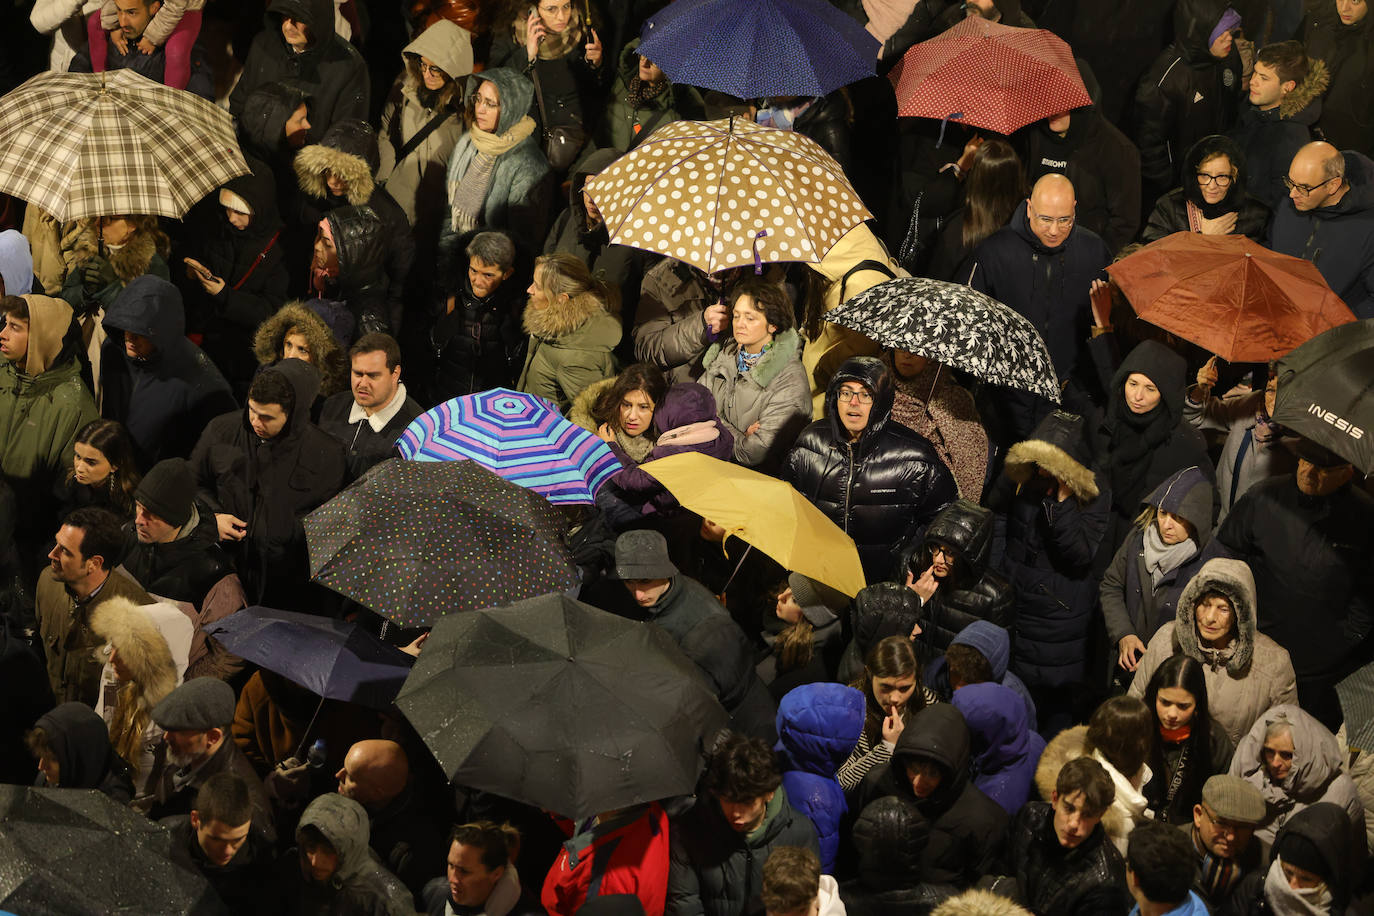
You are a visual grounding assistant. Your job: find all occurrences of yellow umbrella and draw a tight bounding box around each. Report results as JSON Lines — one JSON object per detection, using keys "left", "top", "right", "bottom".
{"left": 639, "top": 452, "right": 866, "bottom": 597}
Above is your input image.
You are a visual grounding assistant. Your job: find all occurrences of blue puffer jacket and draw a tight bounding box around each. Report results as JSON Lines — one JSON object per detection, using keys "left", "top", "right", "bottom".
{"left": 774, "top": 683, "right": 865, "bottom": 873}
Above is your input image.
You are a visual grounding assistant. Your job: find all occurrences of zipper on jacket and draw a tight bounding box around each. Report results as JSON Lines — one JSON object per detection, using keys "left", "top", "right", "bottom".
{"left": 842, "top": 442, "right": 856, "bottom": 531}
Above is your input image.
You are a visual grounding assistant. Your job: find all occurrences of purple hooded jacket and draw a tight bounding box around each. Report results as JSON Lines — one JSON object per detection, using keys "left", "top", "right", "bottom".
{"left": 611, "top": 382, "right": 734, "bottom": 513}
{"left": 951, "top": 682, "right": 1046, "bottom": 816}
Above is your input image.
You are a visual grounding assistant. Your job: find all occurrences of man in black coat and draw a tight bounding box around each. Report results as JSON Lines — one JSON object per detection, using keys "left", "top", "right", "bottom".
{"left": 1227, "top": 42, "right": 1327, "bottom": 210}
{"left": 428, "top": 230, "right": 526, "bottom": 403}
{"left": 122, "top": 458, "right": 234, "bottom": 611}
{"left": 781, "top": 356, "right": 957, "bottom": 584}
{"left": 68, "top": 0, "right": 214, "bottom": 99}
{"left": 318, "top": 332, "right": 422, "bottom": 480}
{"left": 166, "top": 772, "right": 281, "bottom": 916}
{"left": 228, "top": 0, "right": 368, "bottom": 145}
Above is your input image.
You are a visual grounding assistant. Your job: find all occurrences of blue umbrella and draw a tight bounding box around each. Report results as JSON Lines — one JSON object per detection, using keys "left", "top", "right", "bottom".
{"left": 205, "top": 606, "right": 413, "bottom": 710}
{"left": 637, "top": 0, "right": 879, "bottom": 99}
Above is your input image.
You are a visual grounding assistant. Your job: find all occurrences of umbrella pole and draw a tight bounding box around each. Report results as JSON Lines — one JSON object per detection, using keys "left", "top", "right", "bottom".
{"left": 293, "top": 696, "right": 326, "bottom": 762}
{"left": 718, "top": 544, "right": 753, "bottom": 595}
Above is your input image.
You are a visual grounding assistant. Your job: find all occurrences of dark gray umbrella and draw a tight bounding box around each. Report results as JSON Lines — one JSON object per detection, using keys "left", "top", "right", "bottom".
{"left": 1272, "top": 318, "right": 1374, "bottom": 474}
{"left": 0, "top": 786, "right": 225, "bottom": 914}
{"left": 397, "top": 593, "right": 729, "bottom": 820}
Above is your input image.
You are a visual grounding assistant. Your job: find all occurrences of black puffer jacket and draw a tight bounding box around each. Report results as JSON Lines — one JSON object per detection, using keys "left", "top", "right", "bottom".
{"left": 1302, "top": 0, "right": 1374, "bottom": 155}
{"left": 119, "top": 502, "right": 234, "bottom": 609}
{"left": 1141, "top": 135, "right": 1272, "bottom": 243}
{"left": 1001, "top": 800, "right": 1131, "bottom": 916}
{"left": 987, "top": 410, "right": 1111, "bottom": 687}
{"left": 781, "top": 357, "right": 957, "bottom": 584}
{"left": 792, "top": 91, "right": 853, "bottom": 175}
{"left": 854, "top": 704, "right": 1009, "bottom": 887}
{"left": 228, "top": 0, "right": 369, "bottom": 144}
{"left": 318, "top": 204, "right": 389, "bottom": 340}
{"left": 840, "top": 796, "right": 959, "bottom": 916}
{"left": 1135, "top": 0, "right": 1244, "bottom": 188}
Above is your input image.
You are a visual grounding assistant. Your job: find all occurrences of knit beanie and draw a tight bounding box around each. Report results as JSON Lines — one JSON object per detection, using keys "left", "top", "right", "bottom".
{"left": 1275, "top": 834, "right": 1329, "bottom": 882}
{"left": 787, "top": 572, "right": 848, "bottom": 613}
{"left": 134, "top": 459, "right": 195, "bottom": 528}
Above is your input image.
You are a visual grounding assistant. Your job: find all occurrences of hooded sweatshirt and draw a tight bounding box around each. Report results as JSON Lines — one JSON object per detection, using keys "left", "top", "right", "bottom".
{"left": 925, "top": 620, "right": 1038, "bottom": 731}
{"left": 293, "top": 793, "right": 415, "bottom": 916}
{"left": 951, "top": 682, "right": 1046, "bottom": 815}
{"left": 32, "top": 700, "right": 135, "bottom": 803}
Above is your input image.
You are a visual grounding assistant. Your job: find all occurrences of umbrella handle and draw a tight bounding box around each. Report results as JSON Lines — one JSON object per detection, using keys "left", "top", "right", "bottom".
{"left": 752, "top": 230, "right": 769, "bottom": 275}
{"left": 292, "top": 695, "right": 326, "bottom": 762}
{"left": 719, "top": 543, "right": 753, "bottom": 595}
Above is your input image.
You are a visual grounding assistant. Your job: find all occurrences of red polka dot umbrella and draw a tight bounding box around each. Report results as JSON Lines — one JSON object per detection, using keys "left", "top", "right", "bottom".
{"left": 889, "top": 17, "right": 1091, "bottom": 136}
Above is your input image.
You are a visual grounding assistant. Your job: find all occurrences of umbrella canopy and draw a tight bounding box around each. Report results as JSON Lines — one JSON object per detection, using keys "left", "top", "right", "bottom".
{"left": 823, "top": 277, "right": 1061, "bottom": 402}
{"left": 1337, "top": 660, "right": 1374, "bottom": 752}
{"left": 0, "top": 70, "right": 247, "bottom": 221}
{"left": 1271, "top": 318, "right": 1374, "bottom": 474}
{"left": 205, "top": 606, "right": 412, "bottom": 709}
{"left": 638, "top": 452, "right": 866, "bottom": 596}
{"left": 636, "top": 0, "right": 878, "bottom": 99}
{"left": 397, "top": 388, "right": 621, "bottom": 505}
{"left": 585, "top": 116, "right": 870, "bottom": 275}
{"left": 397, "top": 592, "right": 728, "bottom": 820}
{"left": 0, "top": 786, "right": 223, "bottom": 914}
{"left": 304, "top": 459, "right": 578, "bottom": 627}
{"left": 1106, "top": 232, "right": 1356, "bottom": 363}
{"left": 889, "top": 18, "right": 1090, "bottom": 135}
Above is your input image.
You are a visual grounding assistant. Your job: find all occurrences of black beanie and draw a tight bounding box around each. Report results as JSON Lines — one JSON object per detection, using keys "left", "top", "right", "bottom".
{"left": 1276, "top": 832, "right": 1330, "bottom": 882}
{"left": 134, "top": 459, "right": 195, "bottom": 528}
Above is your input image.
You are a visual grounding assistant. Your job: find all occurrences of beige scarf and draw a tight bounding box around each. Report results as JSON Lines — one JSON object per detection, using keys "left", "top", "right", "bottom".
{"left": 514, "top": 9, "right": 586, "bottom": 60}
{"left": 449, "top": 115, "right": 537, "bottom": 233}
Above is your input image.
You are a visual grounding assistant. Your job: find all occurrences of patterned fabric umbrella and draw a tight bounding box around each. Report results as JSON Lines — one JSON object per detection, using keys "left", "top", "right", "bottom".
{"left": 303, "top": 459, "right": 578, "bottom": 627}
{"left": 889, "top": 18, "right": 1091, "bottom": 135}
{"left": 636, "top": 0, "right": 879, "bottom": 99}
{"left": 585, "top": 117, "right": 870, "bottom": 275}
{"left": 397, "top": 388, "right": 620, "bottom": 505}
{"left": 824, "top": 277, "right": 1061, "bottom": 401}
{"left": 0, "top": 70, "right": 247, "bottom": 221}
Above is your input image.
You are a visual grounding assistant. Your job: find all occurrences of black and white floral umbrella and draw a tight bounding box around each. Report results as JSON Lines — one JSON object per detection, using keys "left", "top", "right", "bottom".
{"left": 825, "top": 277, "right": 1061, "bottom": 402}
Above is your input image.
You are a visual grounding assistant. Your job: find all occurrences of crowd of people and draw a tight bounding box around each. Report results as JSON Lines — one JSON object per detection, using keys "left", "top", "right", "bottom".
{"left": 0, "top": 0, "right": 1372, "bottom": 913}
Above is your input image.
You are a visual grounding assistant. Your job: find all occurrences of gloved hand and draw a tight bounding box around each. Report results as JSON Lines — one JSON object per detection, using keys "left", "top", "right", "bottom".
{"left": 81, "top": 258, "right": 115, "bottom": 298}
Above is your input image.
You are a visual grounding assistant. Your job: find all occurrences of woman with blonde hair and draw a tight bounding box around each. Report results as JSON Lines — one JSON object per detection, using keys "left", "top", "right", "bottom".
{"left": 517, "top": 252, "right": 620, "bottom": 412}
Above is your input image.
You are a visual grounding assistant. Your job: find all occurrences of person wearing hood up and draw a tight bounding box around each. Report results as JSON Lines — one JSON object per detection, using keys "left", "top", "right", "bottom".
{"left": 228, "top": 0, "right": 369, "bottom": 145}
{"left": 1135, "top": 0, "right": 1246, "bottom": 194}
{"left": 1140, "top": 135, "right": 1272, "bottom": 242}
{"left": 772, "top": 682, "right": 865, "bottom": 873}
{"left": 951, "top": 682, "right": 1046, "bottom": 816}
{"left": 924, "top": 620, "right": 1038, "bottom": 733}
{"left": 758, "top": 572, "right": 848, "bottom": 701}
{"left": 597, "top": 39, "right": 704, "bottom": 153}
{"left": 1101, "top": 465, "right": 1215, "bottom": 679}
{"left": 98, "top": 276, "right": 236, "bottom": 469}
{"left": 283, "top": 792, "right": 416, "bottom": 916}
{"left": 235, "top": 81, "right": 314, "bottom": 215}
{"left": 839, "top": 795, "right": 959, "bottom": 915}
{"left": 1221, "top": 802, "right": 1362, "bottom": 916}
{"left": 1228, "top": 42, "right": 1329, "bottom": 210}
{"left": 1301, "top": 0, "right": 1374, "bottom": 155}
{"left": 189, "top": 358, "right": 346, "bottom": 608}
{"left": 1129, "top": 558, "right": 1298, "bottom": 746}
{"left": 0, "top": 229, "right": 35, "bottom": 297}
{"left": 966, "top": 174, "right": 1111, "bottom": 443}
{"left": 437, "top": 67, "right": 552, "bottom": 265}
{"left": 782, "top": 355, "right": 957, "bottom": 584}
{"left": 853, "top": 703, "right": 1009, "bottom": 887}
{"left": 759, "top": 847, "right": 845, "bottom": 916}
{"left": 1269, "top": 141, "right": 1374, "bottom": 318}
{"left": 183, "top": 170, "right": 291, "bottom": 400}
{"left": 27, "top": 700, "right": 135, "bottom": 802}
{"left": 293, "top": 119, "right": 416, "bottom": 333}
{"left": 253, "top": 301, "right": 350, "bottom": 402}
{"left": 307, "top": 204, "right": 391, "bottom": 341}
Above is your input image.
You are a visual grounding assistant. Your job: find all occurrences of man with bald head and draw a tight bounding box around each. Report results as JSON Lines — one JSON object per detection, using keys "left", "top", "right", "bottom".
{"left": 1270, "top": 141, "right": 1374, "bottom": 318}
{"left": 336, "top": 738, "right": 446, "bottom": 903}
{"left": 968, "top": 173, "right": 1112, "bottom": 441}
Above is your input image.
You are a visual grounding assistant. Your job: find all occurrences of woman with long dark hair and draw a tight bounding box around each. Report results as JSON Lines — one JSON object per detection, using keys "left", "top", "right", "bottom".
{"left": 571, "top": 362, "right": 668, "bottom": 464}
{"left": 928, "top": 139, "right": 1027, "bottom": 281}
{"left": 837, "top": 635, "right": 939, "bottom": 793}
{"left": 1142, "top": 654, "right": 1235, "bottom": 824}
{"left": 56, "top": 419, "right": 141, "bottom": 519}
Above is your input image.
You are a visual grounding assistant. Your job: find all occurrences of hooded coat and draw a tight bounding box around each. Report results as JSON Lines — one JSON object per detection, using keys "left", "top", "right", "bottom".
{"left": 1228, "top": 704, "right": 1367, "bottom": 863}
{"left": 543, "top": 147, "right": 645, "bottom": 310}
{"left": 1129, "top": 558, "right": 1298, "bottom": 746}
{"left": 99, "top": 276, "right": 236, "bottom": 468}
{"left": 781, "top": 356, "right": 957, "bottom": 582}
{"left": 1000, "top": 800, "right": 1131, "bottom": 916}
{"left": 516, "top": 285, "right": 621, "bottom": 413}
{"left": 1268, "top": 149, "right": 1374, "bottom": 319}
{"left": 951, "top": 682, "right": 1046, "bottom": 816}
{"left": 31, "top": 701, "right": 135, "bottom": 803}
{"left": 909, "top": 501, "right": 1015, "bottom": 661}
{"left": 1100, "top": 465, "right": 1215, "bottom": 652}
{"left": 924, "top": 620, "right": 1038, "bottom": 732}
{"left": 1222, "top": 802, "right": 1362, "bottom": 916}
{"left": 839, "top": 796, "right": 959, "bottom": 916}
{"left": 1135, "top": 0, "right": 1245, "bottom": 188}
{"left": 236, "top": 81, "right": 312, "bottom": 170}
{"left": 854, "top": 703, "right": 1010, "bottom": 886}
{"left": 228, "top": 0, "right": 369, "bottom": 145}
{"left": 1141, "top": 135, "right": 1274, "bottom": 242}
{"left": 1302, "top": 0, "right": 1374, "bottom": 155}
{"left": 0, "top": 294, "right": 95, "bottom": 494}
{"left": 1034, "top": 725, "right": 1152, "bottom": 856}
{"left": 987, "top": 410, "right": 1111, "bottom": 687}
{"left": 437, "top": 68, "right": 552, "bottom": 257}
{"left": 632, "top": 258, "right": 718, "bottom": 383}
{"left": 772, "top": 682, "right": 865, "bottom": 873}
{"left": 252, "top": 301, "right": 349, "bottom": 397}
{"left": 598, "top": 39, "right": 705, "bottom": 153}
{"left": 1227, "top": 61, "right": 1329, "bottom": 209}
{"left": 189, "top": 358, "right": 347, "bottom": 606}
{"left": 289, "top": 793, "right": 416, "bottom": 916}
{"left": 315, "top": 204, "right": 390, "bottom": 340}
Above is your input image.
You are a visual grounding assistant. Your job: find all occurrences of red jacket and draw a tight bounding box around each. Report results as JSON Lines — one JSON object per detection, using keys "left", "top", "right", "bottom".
{"left": 541, "top": 803, "right": 670, "bottom": 916}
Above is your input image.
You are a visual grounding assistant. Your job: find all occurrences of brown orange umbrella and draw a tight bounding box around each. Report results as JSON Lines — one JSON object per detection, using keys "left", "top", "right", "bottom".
{"left": 1105, "top": 232, "right": 1356, "bottom": 363}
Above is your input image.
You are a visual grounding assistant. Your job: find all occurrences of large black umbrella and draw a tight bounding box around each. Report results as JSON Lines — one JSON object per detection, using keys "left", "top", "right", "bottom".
{"left": 303, "top": 459, "right": 579, "bottom": 628}
{"left": 0, "top": 786, "right": 224, "bottom": 914}
{"left": 397, "top": 593, "right": 729, "bottom": 820}
{"left": 1271, "top": 318, "right": 1374, "bottom": 474}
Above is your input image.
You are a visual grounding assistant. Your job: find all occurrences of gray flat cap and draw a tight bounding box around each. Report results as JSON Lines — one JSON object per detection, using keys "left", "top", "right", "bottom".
{"left": 151, "top": 677, "right": 236, "bottom": 730}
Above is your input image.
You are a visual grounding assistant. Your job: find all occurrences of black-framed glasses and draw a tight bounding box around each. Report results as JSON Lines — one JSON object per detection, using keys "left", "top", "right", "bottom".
{"left": 1196, "top": 172, "right": 1234, "bottom": 188}
{"left": 837, "top": 386, "right": 874, "bottom": 404}
{"left": 1283, "top": 175, "right": 1339, "bottom": 195}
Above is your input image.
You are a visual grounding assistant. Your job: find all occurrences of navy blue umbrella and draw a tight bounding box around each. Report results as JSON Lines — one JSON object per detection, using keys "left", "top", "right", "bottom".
{"left": 206, "top": 606, "right": 413, "bottom": 710}
{"left": 637, "top": 0, "right": 878, "bottom": 99}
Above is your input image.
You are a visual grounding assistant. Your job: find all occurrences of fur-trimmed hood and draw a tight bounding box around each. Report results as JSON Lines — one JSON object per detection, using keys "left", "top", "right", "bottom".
{"left": 523, "top": 290, "right": 616, "bottom": 341}
{"left": 89, "top": 597, "right": 191, "bottom": 708}
{"left": 703, "top": 328, "right": 806, "bottom": 391}
{"left": 252, "top": 301, "right": 348, "bottom": 395}
{"left": 1034, "top": 725, "right": 1135, "bottom": 843}
{"left": 294, "top": 119, "right": 379, "bottom": 205}
{"left": 932, "top": 889, "right": 1034, "bottom": 916}
{"left": 1003, "top": 410, "right": 1100, "bottom": 503}
{"left": 108, "top": 231, "right": 164, "bottom": 285}
{"left": 568, "top": 376, "right": 615, "bottom": 431}
{"left": 1279, "top": 57, "right": 1330, "bottom": 121}
{"left": 1174, "top": 557, "right": 1257, "bottom": 677}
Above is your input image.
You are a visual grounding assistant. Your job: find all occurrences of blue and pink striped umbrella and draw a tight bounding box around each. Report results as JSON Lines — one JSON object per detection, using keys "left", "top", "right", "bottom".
{"left": 397, "top": 388, "right": 622, "bottom": 505}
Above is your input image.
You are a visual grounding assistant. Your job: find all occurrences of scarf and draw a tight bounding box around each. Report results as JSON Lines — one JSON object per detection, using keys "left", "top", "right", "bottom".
{"left": 1193, "top": 828, "right": 1243, "bottom": 902}
{"left": 448, "top": 116, "right": 537, "bottom": 233}
{"left": 1106, "top": 401, "right": 1176, "bottom": 514}
{"left": 737, "top": 343, "right": 769, "bottom": 374}
{"left": 1160, "top": 723, "right": 1192, "bottom": 743}
{"left": 626, "top": 74, "right": 668, "bottom": 111}
{"left": 1263, "top": 857, "right": 1333, "bottom": 915}
{"left": 614, "top": 427, "right": 654, "bottom": 464}
{"left": 515, "top": 9, "right": 585, "bottom": 60}
{"left": 1143, "top": 525, "right": 1197, "bottom": 588}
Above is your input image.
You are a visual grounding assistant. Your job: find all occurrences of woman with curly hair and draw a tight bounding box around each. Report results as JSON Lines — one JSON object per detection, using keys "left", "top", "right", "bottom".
{"left": 252, "top": 301, "right": 349, "bottom": 398}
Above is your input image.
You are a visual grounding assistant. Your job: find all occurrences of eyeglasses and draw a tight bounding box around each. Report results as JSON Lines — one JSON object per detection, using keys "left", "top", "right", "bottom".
{"left": 472, "top": 94, "right": 500, "bottom": 110}
{"left": 1198, "top": 805, "right": 1249, "bottom": 836}
{"left": 1283, "top": 174, "right": 1340, "bottom": 195}
{"left": 1196, "top": 172, "right": 1234, "bottom": 187}
{"left": 539, "top": 1, "right": 572, "bottom": 12}
{"left": 838, "top": 387, "right": 874, "bottom": 404}
{"left": 418, "top": 61, "right": 446, "bottom": 77}
{"left": 1029, "top": 208, "right": 1074, "bottom": 229}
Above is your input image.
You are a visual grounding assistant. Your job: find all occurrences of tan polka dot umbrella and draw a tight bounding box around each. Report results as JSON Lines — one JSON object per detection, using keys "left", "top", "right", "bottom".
{"left": 584, "top": 116, "right": 872, "bottom": 275}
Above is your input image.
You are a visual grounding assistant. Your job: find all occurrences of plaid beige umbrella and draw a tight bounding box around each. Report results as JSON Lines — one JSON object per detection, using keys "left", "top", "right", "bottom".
{"left": 0, "top": 70, "right": 247, "bottom": 221}
{"left": 585, "top": 116, "right": 871, "bottom": 275}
